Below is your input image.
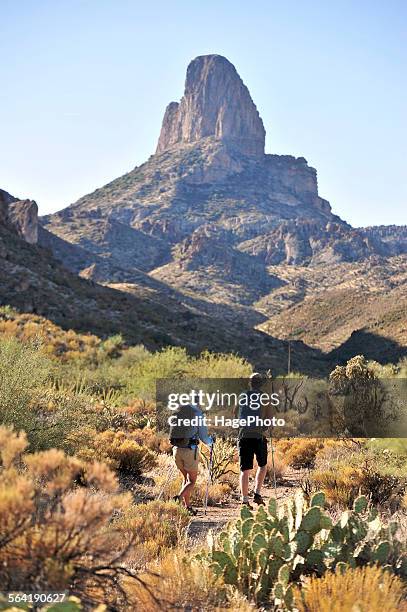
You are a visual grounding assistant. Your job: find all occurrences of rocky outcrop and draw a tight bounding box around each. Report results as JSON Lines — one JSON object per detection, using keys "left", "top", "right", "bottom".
{"left": 8, "top": 199, "right": 38, "bottom": 244}
{"left": 0, "top": 188, "right": 14, "bottom": 225}
{"left": 156, "top": 55, "right": 265, "bottom": 156}
{"left": 0, "top": 188, "right": 38, "bottom": 244}
{"left": 238, "top": 220, "right": 407, "bottom": 265}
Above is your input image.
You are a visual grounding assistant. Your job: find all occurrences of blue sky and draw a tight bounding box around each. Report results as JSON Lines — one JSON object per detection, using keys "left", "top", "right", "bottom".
{"left": 1, "top": 0, "right": 406, "bottom": 226}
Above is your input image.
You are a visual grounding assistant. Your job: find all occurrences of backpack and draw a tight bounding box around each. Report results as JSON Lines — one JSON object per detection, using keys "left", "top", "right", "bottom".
{"left": 169, "top": 404, "right": 198, "bottom": 447}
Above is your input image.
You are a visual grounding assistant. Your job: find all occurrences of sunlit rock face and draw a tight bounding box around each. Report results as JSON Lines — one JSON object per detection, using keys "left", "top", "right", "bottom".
{"left": 156, "top": 54, "right": 265, "bottom": 157}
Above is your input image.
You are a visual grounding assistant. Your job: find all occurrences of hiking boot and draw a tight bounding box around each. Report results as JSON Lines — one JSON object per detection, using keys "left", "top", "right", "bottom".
{"left": 253, "top": 493, "right": 265, "bottom": 506}
{"left": 186, "top": 506, "right": 197, "bottom": 516}
{"left": 241, "top": 500, "right": 253, "bottom": 510}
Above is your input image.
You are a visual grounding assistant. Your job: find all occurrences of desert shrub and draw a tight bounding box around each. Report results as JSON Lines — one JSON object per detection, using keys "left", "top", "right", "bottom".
{"left": 201, "top": 491, "right": 407, "bottom": 607}
{"left": 131, "top": 427, "right": 172, "bottom": 453}
{"left": 311, "top": 445, "right": 407, "bottom": 509}
{"left": 126, "top": 549, "right": 252, "bottom": 611}
{"left": 128, "top": 346, "right": 191, "bottom": 398}
{"left": 293, "top": 566, "right": 407, "bottom": 612}
{"left": 99, "top": 333, "right": 124, "bottom": 358}
{"left": 276, "top": 438, "right": 324, "bottom": 469}
{"left": 114, "top": 343, "right": 150, "bottom": 368}
{"left": 71, "top": 429, "right": 157, "bottom": 475}
{"left": 0, "top": 337, "right": 51, "bottom": 429}
{"left": 124, "top": 398, "right": 157, "bottom": 428}
{"left": 0, "top": 310, "right": 101, "bottom": 362}
{"left": 117, "top": 500, "right": 190, "bottom": 565}
{"left": 187, "top": 350, "right": 252, "bottom": 378}
{"left": 0, "top": 426, "right": 143, "bottom": 608}
{"left": 200, "top": 439, "right": 238, "bottom": 482}
{"left": 311, "top": 466, "right": 364, "bottom": 507}
{"left": 0, "top": 337, "right": 116, "bottom": 453}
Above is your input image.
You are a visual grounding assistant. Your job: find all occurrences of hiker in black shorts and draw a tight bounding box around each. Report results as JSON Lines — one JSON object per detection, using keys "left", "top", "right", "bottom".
{"left": 237, "top": 372, "right": 268, "bottom": 508}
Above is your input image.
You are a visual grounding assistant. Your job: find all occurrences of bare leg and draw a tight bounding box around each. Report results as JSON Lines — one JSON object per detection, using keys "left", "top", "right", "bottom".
{"left": 179, "top": 470, "right": 198, "bottom": 506}
{"left": 254, "top": 464, "right": 267, "bottom": 495}
{"left": 240, "top": 469, "right": 251, "bottom": 499}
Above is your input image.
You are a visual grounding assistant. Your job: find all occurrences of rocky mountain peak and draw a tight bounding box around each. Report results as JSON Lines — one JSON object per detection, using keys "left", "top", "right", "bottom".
{"left": 0, "top": 188, "right": 38, "bottom": 244}
{"left": 156, "top": 54, "right": 265, "bottom": 156}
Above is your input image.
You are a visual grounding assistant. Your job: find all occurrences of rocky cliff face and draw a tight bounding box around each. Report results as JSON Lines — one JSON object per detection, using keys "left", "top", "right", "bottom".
{"left": 156, "top": 55, "right": 265, "bottom": 156}
{"left": 8, "top": 199, "right": 38, "bottom": 244}
{"left": 0, "top": 188, "right": 38, "bottom": 244}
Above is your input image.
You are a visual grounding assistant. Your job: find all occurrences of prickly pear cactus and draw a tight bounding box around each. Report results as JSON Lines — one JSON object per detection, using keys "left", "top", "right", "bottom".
{"left": 201, "top": 492, "right": 407, "bottom": 609}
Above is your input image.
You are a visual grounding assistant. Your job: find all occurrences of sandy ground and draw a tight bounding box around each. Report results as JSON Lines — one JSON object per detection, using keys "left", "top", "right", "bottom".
{"left": 187, "top": 468, "right": 302, "bottom": 543}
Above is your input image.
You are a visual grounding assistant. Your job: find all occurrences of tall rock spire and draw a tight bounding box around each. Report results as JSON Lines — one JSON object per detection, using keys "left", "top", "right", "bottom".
{"left": 156, "top": 54, "right": 265, "bottom": 156}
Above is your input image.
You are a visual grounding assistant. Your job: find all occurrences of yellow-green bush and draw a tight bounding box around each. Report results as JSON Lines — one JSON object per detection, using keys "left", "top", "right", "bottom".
{"left": 72, "top": 428, "right": 157, "bottom": 474}
{"left": 0, "top": 309, "right": 101, "bottom": 362}
{"left": 294, "top": 566, "right": 407, "bottom": 612}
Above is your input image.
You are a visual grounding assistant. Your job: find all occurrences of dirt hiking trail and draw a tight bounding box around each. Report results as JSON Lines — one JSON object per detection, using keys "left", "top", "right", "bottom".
{"left": 187, "top": 468, "right": 302, "bottom": 543}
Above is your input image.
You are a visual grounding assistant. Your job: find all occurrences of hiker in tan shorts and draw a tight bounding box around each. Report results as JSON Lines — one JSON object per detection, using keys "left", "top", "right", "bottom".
{"left": 170, "top": 403, "right": 213, "bottom": 515}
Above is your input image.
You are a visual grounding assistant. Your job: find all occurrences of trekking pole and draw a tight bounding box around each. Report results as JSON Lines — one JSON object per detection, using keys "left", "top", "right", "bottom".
{"left": 269, "top": 436, "right": 278, "bottom": 500}
{"left": 204, "top": 441, "right": 215, "bottom": 516}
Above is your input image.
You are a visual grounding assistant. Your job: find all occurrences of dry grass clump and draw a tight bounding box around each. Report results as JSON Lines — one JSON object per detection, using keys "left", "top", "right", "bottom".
{"left": 311, "top": 465, "right": 364, "bottom": 507}
{"left": 265, "top": 449, "right": 287, "bottom": 484}
{"left": 126, "top": 549, "right": 253, "bottom": 611}
{"left": 294, "top": 566, "right": 407, "bottom": 612}
{"left": 191, "top": 481, "right": 234, "bottom": 506}
{"left": 117, "top": 500, "right": 190, "bottom": 566}
{"left": 311, "top": 442, "right": 407, "bottom": 509}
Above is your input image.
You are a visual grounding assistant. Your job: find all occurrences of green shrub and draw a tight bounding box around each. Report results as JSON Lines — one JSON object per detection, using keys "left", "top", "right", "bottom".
{"left": 0, "top": 337, "right": 52, "bottom": 441}
{"left": 128, "top": 346, "right": 190, "bottom": 398}
{"left": 188, "top": 350, "right": 251, "bottom": 378}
